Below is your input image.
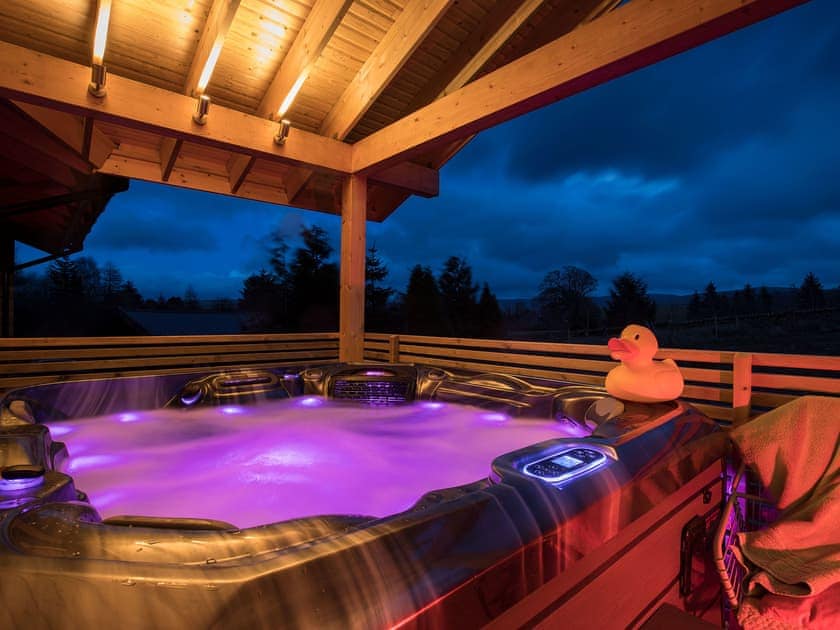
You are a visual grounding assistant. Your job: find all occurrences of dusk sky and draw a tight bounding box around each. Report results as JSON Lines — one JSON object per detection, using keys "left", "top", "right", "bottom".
{"left": 19, "top": 0, "right": 840, "bottom": 302}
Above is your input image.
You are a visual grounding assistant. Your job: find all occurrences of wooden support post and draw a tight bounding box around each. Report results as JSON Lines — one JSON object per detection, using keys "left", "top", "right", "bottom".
{"left": 339, "top": 174, "right": 367, "bottom": 362}
{"left": 388, "top": 335, "right": 400, "bottom": 363}
{"left": 0, "top": 237, "right": 13, "bottom": 337}
{"left": 732, "top": 352, "right": 753, "bottom": 426}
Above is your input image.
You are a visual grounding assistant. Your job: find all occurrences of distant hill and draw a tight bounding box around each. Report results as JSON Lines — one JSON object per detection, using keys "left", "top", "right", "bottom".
{"left": 500, "top": 287, "right": 803, "bottom": 312}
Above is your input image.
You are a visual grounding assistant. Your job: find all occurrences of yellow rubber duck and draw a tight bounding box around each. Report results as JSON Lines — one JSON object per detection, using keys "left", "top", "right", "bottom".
{"left": 605, "top": 324, "right": 684, "bottom": 403}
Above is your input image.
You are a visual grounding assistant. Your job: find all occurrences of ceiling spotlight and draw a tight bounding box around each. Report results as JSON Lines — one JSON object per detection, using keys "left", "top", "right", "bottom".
{"left": 88, "top": 63, "right": 107, "bottom": 97}
{"left": 274, "top": 119, "right": 291, "bottom": 146}
{"left": 193, "top": 94, "right": 211, "bottom": 125}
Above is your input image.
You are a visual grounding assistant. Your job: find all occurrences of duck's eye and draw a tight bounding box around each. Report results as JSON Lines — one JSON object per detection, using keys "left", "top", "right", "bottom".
{"left": 634, "top": 334, "right": 640, "bottom": 340}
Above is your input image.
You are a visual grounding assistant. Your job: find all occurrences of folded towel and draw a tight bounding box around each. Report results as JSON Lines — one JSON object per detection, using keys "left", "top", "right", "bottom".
{"left": 730, "top": 396, "right": 840, "bottom": 597}
{"left": 738, "top": 582, "right": 840, "bottom": 629}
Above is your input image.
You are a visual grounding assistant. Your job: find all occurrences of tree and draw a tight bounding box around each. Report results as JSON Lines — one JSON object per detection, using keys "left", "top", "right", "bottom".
{"left": 75, "top": 256, "right": 102, "bottom": 302}
{"left": 240, "top": 270, "right": 281, "bottom": 330}
{"left": 797, "top": 272, "right": 825, "bottom": 311}
{"left": 288, "top": 225, "right": 339, "bottom": 331}
{"left": 365, "top": 246, "right": 394, "bottom": 332}
{"left": 759, "top": 286, "right": 773, "bottom": 313}
{"left": 687, "top": 290, "right": 702, "bottom": 319}
{"left": 438, "top": 256, "right": 478, "bottom": 336}
{"left": 702, "top": 282, "right": 721, "bottom": 318}
{"left": 605, "top": 272, "right": 656, "bottom": 328}
{"left": 477, "top": 283, "right": 504, "bottom": 338}
{"left": 101, "top": 262, "right": 123, "bottom": 304}
{"left": 403, "top": 265, "right": 448, "bottom": 335}
{"left": 47, "top": 258, "right": 83, "bottom": 310}
{"left": 184, "top": 285, "right": 200, "bottom": 310}
{"left": 119, "top": 281, "right": 143, "bottom": 309}
{"left": 536, "top": 266, "right": 598, "bottom": 333}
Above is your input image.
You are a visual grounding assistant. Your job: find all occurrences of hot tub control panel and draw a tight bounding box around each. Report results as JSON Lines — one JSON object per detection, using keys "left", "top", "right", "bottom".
{"left": 523, "top": 446, "right": 610, "bottom": 484}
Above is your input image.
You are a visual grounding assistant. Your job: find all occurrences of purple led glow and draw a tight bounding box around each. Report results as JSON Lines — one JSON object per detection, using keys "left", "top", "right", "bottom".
{"left": 56, "top": 399, "right": 591, "bottom": 528}
{"left": 45, "top": 424, "right": 73, "bottom": 436}
{"left": 68, "top": 455, "right": 119, "bottom": 472}
{"left": 0, "top": 476, "right": 44, "bottom": 492}
{"left": 363, "top": 370, "right": 390, "bottom": 377}
{"left": 220, "top": 406, "right": 244, "bottom": 415}
{"left": 118, "top": 413, "right": 140, "bottom": 423}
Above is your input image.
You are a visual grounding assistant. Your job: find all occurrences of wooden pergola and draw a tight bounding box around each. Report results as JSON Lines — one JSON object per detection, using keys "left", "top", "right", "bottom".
{"left": 0, "top": 0, "right": 810, "bottom": 358}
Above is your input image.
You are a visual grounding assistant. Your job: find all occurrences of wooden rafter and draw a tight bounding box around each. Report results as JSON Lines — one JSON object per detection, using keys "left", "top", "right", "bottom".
{"left": 11, "top": 102, "right": 116, "bottom": 169}
{"left": 257, "top": 0, "right": 353, "bottom": 118}
{"left": 284, "top": 0, "right": 452, "bottom": 205}
{"left": 353, "top": 0, "right": 810, "bottom": 174}
{"left": 184, "top": 0, "right": 242, "bottom": 97}
{"left": 0, "top": 41, "right": 353, "bottom": 175}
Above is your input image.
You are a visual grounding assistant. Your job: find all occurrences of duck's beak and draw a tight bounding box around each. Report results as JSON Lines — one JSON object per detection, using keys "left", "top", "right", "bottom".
{"left": 608, "top": 337, "right": 638, "bottom": 361}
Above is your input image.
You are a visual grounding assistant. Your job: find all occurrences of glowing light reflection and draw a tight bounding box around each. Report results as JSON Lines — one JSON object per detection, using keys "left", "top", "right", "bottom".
{"left": 420, "top": 402, "right": 444, "bottom": 410}
{"left": 118, "top": 413, "right": 140, "bottom": 423}
{"left": 480, "top": 412, "right": 509, "bottom": 423}
{"left": 299, "top": 397, "right": 322, "bottom": 408}
{"left": 68, "top": 455, "right": 119, "bottom": 472}
{"left": 46, "top": 424, "right": 73, "bottom": 436}
{"left": 221, "top": 406, "right": 244, "bottom": 415}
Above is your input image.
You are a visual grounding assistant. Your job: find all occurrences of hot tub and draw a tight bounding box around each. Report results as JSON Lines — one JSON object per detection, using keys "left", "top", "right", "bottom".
{"left": 0, "top": 364, "right": 726, "bottom": 628}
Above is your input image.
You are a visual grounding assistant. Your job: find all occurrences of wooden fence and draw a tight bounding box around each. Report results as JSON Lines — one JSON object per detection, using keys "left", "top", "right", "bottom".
{"left": 1, "top": 332, "right": 837, "bottom": 424}
{"left": 0, "top": 332, "right": 339, "bottom": 393}
{"left": 364, "top": 333, "right": 840, "bottom": 423}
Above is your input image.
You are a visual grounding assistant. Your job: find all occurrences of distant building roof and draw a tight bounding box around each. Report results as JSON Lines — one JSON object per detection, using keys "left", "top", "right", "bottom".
{"left": 122, "top": 310, "right": 245, "bottom": 336}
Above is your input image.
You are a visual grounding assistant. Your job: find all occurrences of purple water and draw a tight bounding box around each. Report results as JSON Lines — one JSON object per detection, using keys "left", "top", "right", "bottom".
{"left": 47, "top": 398, "right": 587, "bottom": 528}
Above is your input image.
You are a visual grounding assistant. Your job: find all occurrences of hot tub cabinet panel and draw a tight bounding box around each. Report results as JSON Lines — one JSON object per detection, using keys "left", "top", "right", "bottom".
{"left": 0, "top": 366, "right": 726, "bottom": 629}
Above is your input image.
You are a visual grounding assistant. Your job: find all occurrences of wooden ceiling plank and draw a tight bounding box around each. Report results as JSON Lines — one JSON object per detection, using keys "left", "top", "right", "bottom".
{"left": 321, "top": 0, "right": 454, "bottom": 140}
{"left": 0, "top": 41, "right": 353, "bottom": 176}
{"left": 353, "top": 0, "right": 811, "bottom": 174}
{"left": 257, "top": 0, "right": 354, "bottom": 118}
{"left": 184, "top": 0, "right": 243, "bottom": 96}
{"left": 285, "top": 0, "right": 453, "bottom": 205}
{"left": 159, "top": 137, "right": 183, "bottom": 181}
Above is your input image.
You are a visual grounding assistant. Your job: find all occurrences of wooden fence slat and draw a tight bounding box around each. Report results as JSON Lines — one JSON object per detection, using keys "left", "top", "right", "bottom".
{"left": 750, "top": 353, "right": 840, "bottom": 370}
{"left": 2, "top": 341, "right": 340, "bottom": 362}
{"left": 3, "top": 349, "right": 339, "bottom": 375}
{"left": 0, "top": 332, "right": 339, "bottom": 348}
{"left": 751, "top": 373, "right": 840, "bottom": 395}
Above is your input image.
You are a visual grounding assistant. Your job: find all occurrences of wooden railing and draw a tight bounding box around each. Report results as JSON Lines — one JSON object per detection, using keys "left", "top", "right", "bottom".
{"left": 0, "top": 332, "right": 339, "bottom": 393}
{"left": 364, "top": 333, "right": 840, "bottom": 423}
{"left": 2, "top": 332, "right": 837, "bottom": 423}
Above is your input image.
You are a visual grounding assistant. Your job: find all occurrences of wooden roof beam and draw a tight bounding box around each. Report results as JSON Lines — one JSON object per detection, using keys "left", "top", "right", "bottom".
{"left": 257, "top": 0, "right": 353, "bottom": 118}
{"left": 184, "top": 0, "right": 242, "bottom": 97}
{"left": 12, "top": 101, "right": 116, "bottom": 169}
{"left": 284, "top": 0, "right": 453, "bottom": 205}
{"left": 97, "top": 153, "right": 345, "bottom": 216}
{"left": 352, "top": 0, "right": 811, "bottom": 174}
{"left": 0, "top": 41, "right": 353, "bottom": 175}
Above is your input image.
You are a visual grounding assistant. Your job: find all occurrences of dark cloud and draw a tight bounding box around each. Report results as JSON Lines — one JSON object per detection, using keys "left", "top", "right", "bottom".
{"left": 452, "top": 0, "right": 840, "bottom": 183}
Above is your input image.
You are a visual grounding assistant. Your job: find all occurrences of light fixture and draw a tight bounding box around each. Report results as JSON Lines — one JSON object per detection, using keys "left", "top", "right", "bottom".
{"left": 89, "top": 63, "right": 107, "bottom": 97}
{"left": 193, "top": 94, "right": 211, "bottom": 125}
{"left": 274, "top": 119, "right": 291, "bottom": 146}
{"left": 89, "top": 0, "right": 112, "bottom": 97}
